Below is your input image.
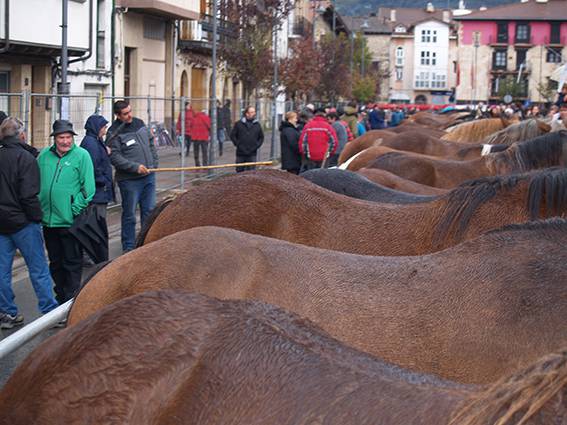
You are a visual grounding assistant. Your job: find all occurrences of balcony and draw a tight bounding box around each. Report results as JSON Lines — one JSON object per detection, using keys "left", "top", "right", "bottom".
{"left": 489, "top": 34, "right": 508, "bottom": 46}
{"left": 544, "top": 35, "right": 567, "bottom": 47}
{"left": 117, "top": 0, "right": 200, "bottom": 20}
{"left": 178, "top": 38, "right": 214, "bottom": 54}
{"left": 514, "top": 35, "right": 533, "bottom": 47}
{"left": 490, "top": 68, "right": 531, "bottom": 75}
{"left": 199, "top": 14, "right": 238, "bottom": 38}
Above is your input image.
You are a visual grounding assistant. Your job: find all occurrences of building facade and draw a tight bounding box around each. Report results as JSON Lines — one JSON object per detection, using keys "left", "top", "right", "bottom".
{"left": 454, "top": 0, "right": 567, "bottom": 104}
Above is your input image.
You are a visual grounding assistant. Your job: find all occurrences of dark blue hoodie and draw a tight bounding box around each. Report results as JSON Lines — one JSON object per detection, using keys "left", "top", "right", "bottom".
{"left": 81, "top": 114, "right": 112, "bottom": 204}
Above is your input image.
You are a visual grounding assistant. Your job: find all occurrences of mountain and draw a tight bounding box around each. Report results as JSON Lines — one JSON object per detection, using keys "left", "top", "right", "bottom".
{"left": 336, "top": 0, "right": 521, "bottom": 16}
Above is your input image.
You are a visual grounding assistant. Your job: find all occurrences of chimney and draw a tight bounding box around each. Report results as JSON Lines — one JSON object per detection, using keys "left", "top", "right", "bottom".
{"left": 390, "top": 9, "right": 396, "bottom": 22}
{"left": 426, "top": 2, "right": 435, "bottom": 12}
{"left": 443, "top": 10, "right": 450, "bottom": 22}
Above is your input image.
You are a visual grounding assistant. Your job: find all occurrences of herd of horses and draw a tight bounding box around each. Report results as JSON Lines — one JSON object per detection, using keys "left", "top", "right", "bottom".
{"left": 1, "top": 111, "right": 567, "bottom": 424}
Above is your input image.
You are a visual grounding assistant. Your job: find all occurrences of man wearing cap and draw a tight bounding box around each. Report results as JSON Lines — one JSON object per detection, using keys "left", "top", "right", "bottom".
{"left": 38, "top": 120, "right": 95, "bottom": 304}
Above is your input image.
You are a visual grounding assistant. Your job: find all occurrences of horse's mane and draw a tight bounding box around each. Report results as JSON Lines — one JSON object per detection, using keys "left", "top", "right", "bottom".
{"left": 135, "top": 195, "right": 177, "bottom": 247}
{"left": 433, "top": 168, "right": 567, "bottom": 246}
{"left": 449, "top": 349, "right": 567, "bottom": 425}
{"left": 487, "top": 217, "right": 567, "bottom": 236}
{"left": 483, "top": 119, "right": 550, "bottom": 146}
{"left": 441, "top": 119, "right": 505, "bottom": 142}
{"left": 497, "top": 131, "right": 567, "bottom": 173}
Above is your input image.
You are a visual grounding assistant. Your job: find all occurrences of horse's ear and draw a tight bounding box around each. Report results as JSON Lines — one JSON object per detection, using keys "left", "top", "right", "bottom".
{"left": 537, "top": 120, "right": 551, "bottom": 133}
{"left": 499, "top": 115, "right": 510, "bottom": 127}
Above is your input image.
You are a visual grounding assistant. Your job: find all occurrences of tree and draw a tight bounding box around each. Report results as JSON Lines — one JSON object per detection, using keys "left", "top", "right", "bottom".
{"left": 279, "top": 38, "right": 323, "bottom": 103}
{"left": 315, "top": 33, "right": 352, "bottom": 101}
{"left": 352, "top": 75, "right": 376, "bottom": 103}
{"left": 536, "top": 78, "right": 559, "bottom": 103}
{"left": 219, "top": 0, "right": 294, "bottom": 101}
{"left": 497, "top": 76, "right": 528, "bottom": 101}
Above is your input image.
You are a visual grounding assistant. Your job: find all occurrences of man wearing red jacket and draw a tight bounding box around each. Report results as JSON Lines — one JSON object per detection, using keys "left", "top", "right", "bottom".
{"left": 298, "top": 108, "right": 338, "bottom": 172}
{"left": 190, "top": 110, "right": 211, "bottom": 167}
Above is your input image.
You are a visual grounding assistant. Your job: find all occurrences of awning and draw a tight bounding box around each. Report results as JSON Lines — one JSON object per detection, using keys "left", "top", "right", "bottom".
{"left": 389, "top": 93, "right": 411, "bottom": 101}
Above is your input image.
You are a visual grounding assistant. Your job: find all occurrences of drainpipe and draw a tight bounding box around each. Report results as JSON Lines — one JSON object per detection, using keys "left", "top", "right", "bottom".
{"left": 111, "top": 0, "right": 116, "bottom": 98}
{"left": 68, "top": 0, "right": 94, "bottom": 64}
{"left": 0, "top": 0, "right": 10, "bottom": 54}
{"left": 59, "top": 0, "right": 70, "bottom": 120}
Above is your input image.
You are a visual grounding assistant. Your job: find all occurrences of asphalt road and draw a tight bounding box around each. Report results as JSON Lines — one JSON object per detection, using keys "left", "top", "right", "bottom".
{"left": 0, "top": 140, "right": 276, "bottom": 388}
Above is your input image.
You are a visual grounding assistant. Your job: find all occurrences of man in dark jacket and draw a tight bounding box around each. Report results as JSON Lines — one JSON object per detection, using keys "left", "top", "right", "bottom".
{"left": 230, "top": 106, "right": 264, "bottom": 172}
{"left": 80, "top": 114, "right": 111, "bottom": 259}
{"left": 0, "top": 117, "right": 59, "bottom": 328}
{"left": 107, "top": 100, "right": 159, "bottom": 252}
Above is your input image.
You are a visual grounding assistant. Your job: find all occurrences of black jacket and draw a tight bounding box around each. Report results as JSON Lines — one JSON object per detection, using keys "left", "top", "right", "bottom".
{"left": 81, "top": 115, "right": 113, "bottom": 204}
{"left": 0, "top": 136, "right": 43, "bottom": 234}
{"left": 279, "top": 120, "right": 301, "bottom": 171}
{"left": 107, "top": 118, "right": 159, "bottom": 181}
{"left": 230, "top": 118, "right": 264, "bottom": 156}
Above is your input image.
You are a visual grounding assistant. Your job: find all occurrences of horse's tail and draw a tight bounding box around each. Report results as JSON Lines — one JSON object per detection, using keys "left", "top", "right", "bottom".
{"left": 135, "top": 195, "right": 177, "bottom": 247}
{"left": 449, "top": 350, "right": 567, "bottom": 425}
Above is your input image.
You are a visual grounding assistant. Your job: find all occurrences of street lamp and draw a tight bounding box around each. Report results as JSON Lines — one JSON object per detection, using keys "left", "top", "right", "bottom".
{"left": 360, "top": 20, "right": 369, "bottom": 77}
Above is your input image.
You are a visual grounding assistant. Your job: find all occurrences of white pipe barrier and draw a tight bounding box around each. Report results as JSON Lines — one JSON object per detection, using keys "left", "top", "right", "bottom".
{"left": 0, "top": 300, "right": 73, "bottom": 359}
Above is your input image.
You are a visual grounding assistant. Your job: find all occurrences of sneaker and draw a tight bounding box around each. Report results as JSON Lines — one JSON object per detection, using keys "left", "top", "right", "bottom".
{"left": 0, "top": 312, "right": 24, "bottom": 329}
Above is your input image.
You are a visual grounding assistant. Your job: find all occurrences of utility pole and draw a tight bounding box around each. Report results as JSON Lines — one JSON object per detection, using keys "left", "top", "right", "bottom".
{"left": 59, "top": 0, "right": 70, "bottom": 120}
{"left": 210, "top": 0, "right": 218, "bottom": 167}
{"left": 270, "top": 21, "right": 279, "bottom": 159}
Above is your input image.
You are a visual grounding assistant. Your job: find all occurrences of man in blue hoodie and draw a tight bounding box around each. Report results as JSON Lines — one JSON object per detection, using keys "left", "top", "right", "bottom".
{"left": 80, "top": 114, "right": 112, "bottom": 258}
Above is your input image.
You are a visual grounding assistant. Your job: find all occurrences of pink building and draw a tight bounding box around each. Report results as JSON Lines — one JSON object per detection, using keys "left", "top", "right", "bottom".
{"left": 454, "top": 0, "right": 567, "bottom": 103}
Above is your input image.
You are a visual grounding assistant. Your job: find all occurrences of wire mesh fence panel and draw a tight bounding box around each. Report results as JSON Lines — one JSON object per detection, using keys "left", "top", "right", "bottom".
{"left": 0, "top": 93, "right": 24, "bottom": 121}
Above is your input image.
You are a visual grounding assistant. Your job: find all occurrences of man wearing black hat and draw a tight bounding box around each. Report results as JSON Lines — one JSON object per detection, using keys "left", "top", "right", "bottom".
{"left": 37, "top": 120, "right": 95, "bottom": 304}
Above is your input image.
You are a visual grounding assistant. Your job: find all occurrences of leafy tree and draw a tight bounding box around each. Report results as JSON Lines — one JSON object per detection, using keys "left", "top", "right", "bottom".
{"left": 536, "top": 78, "right": 559, "bottom": 103}
{"left": 352, "top": 33, "right": 372, "bottom": 78}
{"left": 315, "top": 33, "right": 352, "bottom": 101}
{"left": 219, "top": 0, "right": 293, "bottom": 100}
{"left": 497, "top": 76, "right": 528, "bottom": 101}
{"left": 352, "top": 74, "right": 376, "bottom": 103}
{"left": 279, "top": 38, "right": 322, "bottom": 102}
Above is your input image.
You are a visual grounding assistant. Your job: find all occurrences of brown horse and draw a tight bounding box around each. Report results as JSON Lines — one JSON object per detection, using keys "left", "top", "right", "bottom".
{"left": 483, "top": 119, "right": 551, "bottom": 145}
{"left": 442, "top": 117, "right": 513, "bottom": 142}
{"left": 70, "top": 218, "right": 567, "bottom": 384}
{"left": 408, "top": 111, "right": 473, "bottom": 129}
{"left": 4, "top": 290, "right": 567, "bottom": 424}
{"left": 368, "top": 132, "right": 567, "bottom": 188}
{"left": 138, "top": 167, "right": 567, "bottom": 255}
{"left": 357, "top": 168, "right": 449, "bottom": 195}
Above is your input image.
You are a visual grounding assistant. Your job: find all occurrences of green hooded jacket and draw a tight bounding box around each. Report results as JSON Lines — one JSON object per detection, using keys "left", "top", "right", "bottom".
{"left": 340, "top": 106, "right": 359, "bottom": 138}
{"left": 38, "top": 143, "right": 95, "bottom": 228}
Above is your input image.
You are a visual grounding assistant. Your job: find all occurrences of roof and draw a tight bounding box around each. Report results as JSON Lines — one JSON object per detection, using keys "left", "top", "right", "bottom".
{"left": 454, "top": 0, "right": 567, "bottom": 21}
{"left": 377, "top": 6, "right": 449, "bottom": 28}
{"left": 342, "top": 16, "right": 392, "bottom": 34}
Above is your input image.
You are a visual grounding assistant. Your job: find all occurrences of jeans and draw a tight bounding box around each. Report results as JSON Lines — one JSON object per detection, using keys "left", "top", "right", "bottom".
{"left": 193, "top": 141, "right": 209, "bottom": 167}
{"left": 183, "top": 136, "right": 192, "bottom": 157}
{"left": 0, "top": 223, "right": 58, "bottom": 315}
{"left": 218, "top": 129, "right": 226, "bottom": 156}
{"left": 43, "top": 227, "right": 83, "bottom": 304}
{"left": 118, "top": 173, "right": 156, "bottom": 252}
{"left": 236, "top": 154, "right": 257, "bottom": 173}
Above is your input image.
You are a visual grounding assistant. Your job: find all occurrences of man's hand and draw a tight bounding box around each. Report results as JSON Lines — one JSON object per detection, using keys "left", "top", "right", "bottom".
{"left": 138, "top": 164, "right": 150, "bottom": 175}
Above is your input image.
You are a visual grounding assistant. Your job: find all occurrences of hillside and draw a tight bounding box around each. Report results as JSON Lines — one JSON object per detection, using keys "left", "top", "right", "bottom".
{"left": 336, "top": 0, "right": 520, "bottom": 16}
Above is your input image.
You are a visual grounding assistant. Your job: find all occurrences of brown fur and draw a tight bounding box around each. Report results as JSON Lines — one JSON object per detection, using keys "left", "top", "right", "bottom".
{"left": 369, "top": 132, "right": 567, "bottom": 188}
{"left": 4, "top": 290, "right": 567, "bottom": 424}
{"left": 442, "top": 118, "right": 511, "bottom": 143}
{"left": 408, "top": 111, "right": 472, "bottom": 129}
{"left": 483, "top": 119, "right": 551, "bottom": 146}
{"left": 357, "top": 168, "right": 448, "bottom": 195}
{"left": 337, "top": 129, "right": 398, "bottom": 164}
{"left": 140, "top": 169, "right": 567, "bottom": 255}
{"left": 70, "top": 220, "right": 567, "bottom": 384}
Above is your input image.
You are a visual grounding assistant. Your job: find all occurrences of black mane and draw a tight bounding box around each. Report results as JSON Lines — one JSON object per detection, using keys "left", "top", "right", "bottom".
{"left": 506, "top": 131, "right": 567, "bottom": 173}
{"left": 433, "top": 167, "right": 567, "bottom": 246}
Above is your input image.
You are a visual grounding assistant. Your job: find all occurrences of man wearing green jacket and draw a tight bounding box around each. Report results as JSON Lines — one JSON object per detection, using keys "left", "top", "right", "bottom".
{"left": 38, "top": 120, "right": 95, "bottom": 304}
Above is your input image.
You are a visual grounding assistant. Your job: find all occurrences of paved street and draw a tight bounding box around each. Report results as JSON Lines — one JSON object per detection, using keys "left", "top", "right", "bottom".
{"left": 0, "top": 137, "right": 277, "bottom": 387}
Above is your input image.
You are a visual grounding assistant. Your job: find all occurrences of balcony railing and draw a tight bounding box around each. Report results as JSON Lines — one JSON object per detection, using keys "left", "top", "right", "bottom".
{"left": 199, "top": 14, "right": 237, "bottom": 38}
{"left": 489, "top": 34, "right": 508, "bottom": 46}
{"left": 544, "top": 35, "right": 567, "bottom": 46}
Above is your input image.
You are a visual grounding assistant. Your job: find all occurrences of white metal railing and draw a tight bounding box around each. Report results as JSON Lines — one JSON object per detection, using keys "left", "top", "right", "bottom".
{"left": 0, "top": 300, "right": 72, "bottom": 360}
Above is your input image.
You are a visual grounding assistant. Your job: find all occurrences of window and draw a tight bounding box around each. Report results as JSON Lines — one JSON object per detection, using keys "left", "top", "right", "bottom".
{"left": 515, "top": 23, "right": 530, "bottom": 43}
{"left": 550, "top": 22, "right": 561, "bottom": 44}
{"left": 415, "top": 71, "right": 430, "bottom": 88}
{"left": 492, "top": 49, "right": 507, "bottom": 70}
{"left": 432, "top": 30, "right": 437, "bottom": 43}
{"left": 420, "top": 51, "right": 431, "bottom": 65}
{"left": 395, "top": 47, "right": 404, "bottom": 66}
{"left": 497, "top": 22, "right": 508, "bottom": 43}
{"left": 143, "top": 17, "right": 166, "bottom": 40}
{"left": 96, "top": 0, "right": 105, "bottom": 68}
{"left": 421, "top": 29, "right": 431, "bottom": 43}
{"left": 516, "top": 48, "right": 527, "bottom": 71}
{"left": 396, "top": 67, "right": 403, "bottom": 81}
{"left": 547, "top": 48, "right": 562, "bottom": 63}
{"left": 431, "top": 52, "right": 437, "bottom": 66}
{"left": 394, "top": 25, "right": 406, "bottom": 33}
{"left": 431, "top": 73, "right": 446, "bottom": 88}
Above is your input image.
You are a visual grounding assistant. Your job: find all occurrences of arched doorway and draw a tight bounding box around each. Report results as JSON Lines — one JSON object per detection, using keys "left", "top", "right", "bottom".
{"left": 180, "top": 70, "right": 188, "bottom": 98}
{"left": 415, "top": 94, "right": 427, "bottom": 104}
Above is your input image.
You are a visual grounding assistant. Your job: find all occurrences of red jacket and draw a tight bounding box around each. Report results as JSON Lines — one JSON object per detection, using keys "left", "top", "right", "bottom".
{"left": 176, "top": 108, "right": 195, "bottom": 136}
{"left": 190, "top": 112, "right": 211, "bottom": 142}
{"left": 298, "top": 116, "right": 338, "bottom": 161}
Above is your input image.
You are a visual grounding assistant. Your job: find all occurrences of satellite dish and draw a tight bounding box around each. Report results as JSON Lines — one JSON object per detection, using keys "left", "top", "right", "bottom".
{"left": 503, "top": 94, "right": 513, "bottom": 104}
